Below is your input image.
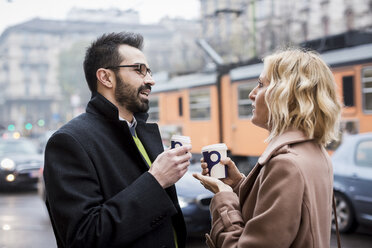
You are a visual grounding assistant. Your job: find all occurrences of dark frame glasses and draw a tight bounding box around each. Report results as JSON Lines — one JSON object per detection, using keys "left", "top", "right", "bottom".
{"left": 105, "top": 63, "right": 152, "bottom": 76}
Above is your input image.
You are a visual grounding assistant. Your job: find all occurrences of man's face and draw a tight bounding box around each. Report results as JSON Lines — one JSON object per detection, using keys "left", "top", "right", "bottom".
{"left": 114, "top": 45, "right": 155, "bottom": 114}
{"left": 114, "top": 71, "right": 151, "bottom": 113}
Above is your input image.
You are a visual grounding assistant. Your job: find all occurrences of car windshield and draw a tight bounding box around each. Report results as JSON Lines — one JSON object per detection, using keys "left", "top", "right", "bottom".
{"left": 0, "top": 139, "right": 38, "bottom": 156}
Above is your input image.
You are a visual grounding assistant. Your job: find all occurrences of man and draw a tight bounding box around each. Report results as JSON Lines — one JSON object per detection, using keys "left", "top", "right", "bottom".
{"left": 44, "top": 32, "right": 192, "bottom": 248}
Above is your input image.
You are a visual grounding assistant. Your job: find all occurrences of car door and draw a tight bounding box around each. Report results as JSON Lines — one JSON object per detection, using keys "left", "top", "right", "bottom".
{"left": 351, "top": 138, "right": 372, "bottom": 222}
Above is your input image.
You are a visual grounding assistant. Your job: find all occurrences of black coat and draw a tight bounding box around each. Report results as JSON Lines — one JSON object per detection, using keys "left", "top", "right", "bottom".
{"left": 44, "top": 93, "right": 186, "bottom": 248}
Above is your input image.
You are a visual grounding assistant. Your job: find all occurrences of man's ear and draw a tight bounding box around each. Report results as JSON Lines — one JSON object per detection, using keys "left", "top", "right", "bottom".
{"left": 96, "top": 68, "right": 114, "bottom": 89}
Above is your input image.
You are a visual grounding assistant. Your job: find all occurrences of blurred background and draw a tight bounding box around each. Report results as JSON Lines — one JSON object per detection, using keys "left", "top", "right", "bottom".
{"left": 0, "top": 0, "right": 371, "bottom": 247}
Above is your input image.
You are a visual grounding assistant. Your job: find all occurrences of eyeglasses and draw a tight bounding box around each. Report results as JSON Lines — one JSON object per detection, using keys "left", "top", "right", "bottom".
{"left": 106, "top": 63, "right": 152, "bottom": 76}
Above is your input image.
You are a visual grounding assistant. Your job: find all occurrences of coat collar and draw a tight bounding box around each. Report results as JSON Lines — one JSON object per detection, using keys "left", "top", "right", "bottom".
{"left": 86, "top": 92, "right": 149, "bottom": 123}
{"left": 258, "top": 129, "right": 311, "bottom": 165}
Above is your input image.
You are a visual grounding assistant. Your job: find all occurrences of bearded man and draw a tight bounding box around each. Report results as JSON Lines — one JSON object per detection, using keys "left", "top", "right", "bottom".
{"left": 43, "top": 32, "right": 191, "bottom": 248}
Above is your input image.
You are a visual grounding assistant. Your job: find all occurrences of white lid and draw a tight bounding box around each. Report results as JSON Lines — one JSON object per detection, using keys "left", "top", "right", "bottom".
{"left": 201, "top": 143, "right": 227, "bottom": 151}
{"left": 171, "top": 135, "right": 191, "bottom": 143}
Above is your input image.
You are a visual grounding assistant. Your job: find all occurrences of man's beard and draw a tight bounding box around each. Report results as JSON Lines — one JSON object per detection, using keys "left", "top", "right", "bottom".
{"left": 114, "top": 74, "right": 150, "bottom": 113}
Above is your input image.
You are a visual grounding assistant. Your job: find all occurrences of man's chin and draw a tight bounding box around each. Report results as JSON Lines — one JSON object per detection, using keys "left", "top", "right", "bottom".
{"left": 137, "top": 103, "right": 149, "bottom": 113}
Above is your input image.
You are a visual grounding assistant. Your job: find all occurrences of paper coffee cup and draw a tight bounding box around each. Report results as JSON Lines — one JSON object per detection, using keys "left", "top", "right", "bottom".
{"left": 170, "top": 135, "right": 191, "bottom": 149}
{"left": 201, "top": 143, "right": 228, "bottom": 179}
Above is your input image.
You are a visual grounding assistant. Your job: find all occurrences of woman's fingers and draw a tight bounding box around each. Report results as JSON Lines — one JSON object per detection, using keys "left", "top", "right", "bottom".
{"left": 201, "top": 162, "right": 209, "bottom": 176}
{"left": 220, "top": 157, "right": 234, "bottom": 167}
{"left": 193, "top": 173, "right": 224, "bottom": 194}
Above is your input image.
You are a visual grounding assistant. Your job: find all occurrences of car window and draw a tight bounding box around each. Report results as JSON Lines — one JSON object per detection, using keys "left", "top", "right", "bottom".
{"left": 0, "top": 139, "right": 38, "bottom": 156}
{"left": 355, "top": 140, "right": 372, "bottom": 168}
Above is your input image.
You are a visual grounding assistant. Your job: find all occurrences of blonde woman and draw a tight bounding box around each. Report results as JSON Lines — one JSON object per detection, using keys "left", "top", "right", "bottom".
{"left": 194, "top": 49, "right": 342, "bottom": 248}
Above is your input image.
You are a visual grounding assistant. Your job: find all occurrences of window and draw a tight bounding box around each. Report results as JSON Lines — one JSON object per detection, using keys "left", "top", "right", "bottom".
{"left": 362, "top": 67, "right": 372, "bottom": 112}
{"left": 256, "top": 0, "right": 270, "bottom": 20}
{"left": 345, "top": 8, "right": 354, "bottom": 30}
{"left": 356, "top": 140, "right": 372, "bottom": 168}
{"left": 40, "top": 77, "right": 46, "bottom": 95}
{"left": 322, "top": 15, "right": 329, "bottom": 36}
{"left": 24, "top": 78, "right": 31, "bottom": 96}
{"left": 342, "top": 76, "right": 354, "bottom": 107}
{"left": 302, "top": 21, "right": 308, "bottom": 40}
{"left": 178, "top": 97, "right": 183, "bottom": 116}
{"left": 148, "top": 97, "right": 159, "bottom": 121}
{"left": 189, "top": 89, "right": 210, "bottom": 120}
{"left": 238, "top": 83, "right": 255, "bottom": 118}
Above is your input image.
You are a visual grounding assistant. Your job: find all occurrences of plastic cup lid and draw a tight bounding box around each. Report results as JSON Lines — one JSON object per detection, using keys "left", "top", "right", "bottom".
{"left": 202, "top": 143, "right": 227, "bottom": 151}
{"left": 171, "top": 135, "right": 191, "bottom": 143}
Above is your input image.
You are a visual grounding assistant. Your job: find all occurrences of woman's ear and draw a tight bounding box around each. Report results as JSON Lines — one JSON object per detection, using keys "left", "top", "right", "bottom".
{"left": 96, "top": 68, "right": 114, "bottom": 89}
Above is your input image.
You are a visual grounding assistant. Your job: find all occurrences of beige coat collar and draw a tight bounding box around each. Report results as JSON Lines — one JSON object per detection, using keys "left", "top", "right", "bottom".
{"left": 258, "top": 129, "right": 311, "bottom": 165}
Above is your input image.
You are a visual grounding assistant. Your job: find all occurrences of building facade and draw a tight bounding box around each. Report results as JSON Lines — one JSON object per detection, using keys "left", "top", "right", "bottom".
{"left": 200, "top": 0, "right": 372, "bottom": 63}
{"left": 0, "top": 11, "right": 201, "bottom": 134}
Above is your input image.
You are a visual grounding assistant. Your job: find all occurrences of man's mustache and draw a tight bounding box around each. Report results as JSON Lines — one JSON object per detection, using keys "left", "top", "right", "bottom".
{"left": 138, "top": 84, "right": 152, "bottom": 93}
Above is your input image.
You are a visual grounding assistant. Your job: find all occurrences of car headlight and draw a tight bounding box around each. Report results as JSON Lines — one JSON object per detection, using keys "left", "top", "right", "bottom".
{"left": 178, "top": 196, "right": 193, "bottom": 209}
{"left": 1, "top": 158, "right": 15, "bottom": 170}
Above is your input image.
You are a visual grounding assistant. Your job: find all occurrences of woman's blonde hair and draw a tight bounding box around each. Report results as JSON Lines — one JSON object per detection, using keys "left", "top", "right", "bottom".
{"left": 263, "top": 48, "right": 342, "bottom": 146}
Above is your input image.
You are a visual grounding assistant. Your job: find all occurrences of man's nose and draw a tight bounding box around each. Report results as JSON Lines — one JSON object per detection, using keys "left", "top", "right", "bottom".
{"left": 144, "top": 74, "right": 155, "bottom": 86}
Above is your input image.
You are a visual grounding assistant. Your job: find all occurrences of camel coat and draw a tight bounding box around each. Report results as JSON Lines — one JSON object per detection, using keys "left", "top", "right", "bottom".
{"left": 206, "top": 130, "right": 333, "bottom": 248}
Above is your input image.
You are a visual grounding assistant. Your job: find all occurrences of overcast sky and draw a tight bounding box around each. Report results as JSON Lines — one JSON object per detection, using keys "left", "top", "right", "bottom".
{"left": 0, "top": 0, "right": 200, "bottom": 34}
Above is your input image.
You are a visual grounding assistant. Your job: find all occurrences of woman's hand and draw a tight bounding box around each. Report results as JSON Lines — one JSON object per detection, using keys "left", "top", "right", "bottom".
{"left": 193, "top": 173, "right": 232, "bottom": 194}
{"left": 200, "top": 157, "right": 243, "bottom": 189}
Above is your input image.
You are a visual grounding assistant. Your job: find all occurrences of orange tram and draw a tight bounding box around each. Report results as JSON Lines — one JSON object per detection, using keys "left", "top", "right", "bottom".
{"left": 150, "top": 35, "right": 372, "bottom": 171}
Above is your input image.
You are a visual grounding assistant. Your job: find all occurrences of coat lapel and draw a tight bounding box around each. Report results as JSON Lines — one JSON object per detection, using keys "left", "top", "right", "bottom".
{"left": 135, "top": 122, "right": 164, "bottom": 164}
{"left": 239, "top": 129, "right": 311, "bottom": 203}
{"left": 136, "top": 122, "right": 180, "bottom": 203}
{"left": 239, "top": 163, "right": 263, "bottom": 204}
{"left": 258, "top": 129, "right": 309, "bottom": 165}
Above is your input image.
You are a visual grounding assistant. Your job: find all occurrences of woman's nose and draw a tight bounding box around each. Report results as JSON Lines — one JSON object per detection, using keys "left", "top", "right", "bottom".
{"left": 249, "top": 89, "right": 255, "bottom": 100}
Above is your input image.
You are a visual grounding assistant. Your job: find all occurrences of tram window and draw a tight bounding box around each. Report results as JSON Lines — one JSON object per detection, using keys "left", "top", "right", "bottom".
{"left": 238, "top": 83, "right": 254, "bottom": 118}
{"left": 362, "top": 67, "right": 372, "bottom": 112}
{"left": 178, "top": 97, "right": 183, "bottom": 116}
{"left": 189, "top": 89, "right": 210, "bottom": 120}
{"left": 148, "top": 96, "right": 159, "bottom": 121}
{"left": 342, "top": 76, "right": 355, "bottom": 107}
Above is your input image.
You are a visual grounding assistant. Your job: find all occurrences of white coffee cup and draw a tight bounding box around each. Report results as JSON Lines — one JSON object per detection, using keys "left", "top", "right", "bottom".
{"left": 170, "top": 135, "right": 191, "bottom": 149}
{"left": 201, "top": 143, "right": 228, "bottom": 179}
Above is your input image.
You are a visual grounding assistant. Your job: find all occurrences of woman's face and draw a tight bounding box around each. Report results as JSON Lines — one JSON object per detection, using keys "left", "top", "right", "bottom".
{"left": 249, "top": 72, "right": 270, "bottom": 130}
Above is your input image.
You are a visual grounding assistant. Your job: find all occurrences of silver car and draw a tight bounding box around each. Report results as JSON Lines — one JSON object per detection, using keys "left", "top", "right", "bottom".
{"left": 332, "top": 132, "right": 372, "bottom": 233}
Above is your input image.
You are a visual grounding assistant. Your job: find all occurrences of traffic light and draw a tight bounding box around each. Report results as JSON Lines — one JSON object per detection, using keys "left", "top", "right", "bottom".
{"left": 7, "top": 124, "right": 15, "bottom": 131}
{"left": 37, "top": 119, "right": 45, "bottom": 127}
{"left": 25, "top": 123, "right": 33, "bottom": 130}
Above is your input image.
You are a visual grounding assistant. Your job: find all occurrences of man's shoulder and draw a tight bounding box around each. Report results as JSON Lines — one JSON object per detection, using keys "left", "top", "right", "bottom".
{"left": 54, "top": 113, "right": 96, "bottom": 138}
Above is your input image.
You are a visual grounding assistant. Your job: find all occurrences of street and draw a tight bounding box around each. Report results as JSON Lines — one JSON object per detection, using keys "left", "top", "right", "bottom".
{"left": 0, "top": 189, "right": 371, "bottom": 248}
{"left": 0, "top": 188, "right": 56, "bottom": 248}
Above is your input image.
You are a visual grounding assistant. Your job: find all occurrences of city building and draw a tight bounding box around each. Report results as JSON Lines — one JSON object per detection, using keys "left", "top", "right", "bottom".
{"left": 0, "top": 9, "right": 201, "bottom": 134}
{"left": 200, "top": 0, "right": 372, "bottom": 63}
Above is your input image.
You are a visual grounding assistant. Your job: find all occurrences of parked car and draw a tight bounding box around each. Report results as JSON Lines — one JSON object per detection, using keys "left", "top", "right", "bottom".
{"left": 0, "top": 137, "right": 43, "bottom": 189}
{"left": 332, "top": 132, "right": 372, "bottom": 233}
{"left": 176, "top": 162, "right": 214, "bottom": 237}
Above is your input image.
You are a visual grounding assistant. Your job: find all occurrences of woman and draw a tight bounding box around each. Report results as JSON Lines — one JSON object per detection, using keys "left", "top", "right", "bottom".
{"left": 193, "top": 48, "right": 342, "bottom": 248}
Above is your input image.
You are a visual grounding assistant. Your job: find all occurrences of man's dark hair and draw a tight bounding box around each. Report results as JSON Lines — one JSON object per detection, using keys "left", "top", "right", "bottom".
{"left": 83, "top": 32, "right": 144, "bottom": 92}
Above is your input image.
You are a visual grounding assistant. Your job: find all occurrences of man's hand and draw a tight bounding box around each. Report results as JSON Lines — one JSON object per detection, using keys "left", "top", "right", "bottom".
{"left": 149, "top": 145, "right": 192, "bottom": 188}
